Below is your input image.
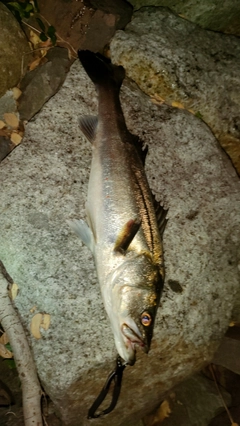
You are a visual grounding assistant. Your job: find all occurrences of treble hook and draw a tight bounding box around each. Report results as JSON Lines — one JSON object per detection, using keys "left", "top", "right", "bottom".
{"left": 87, "top": 355, "right": 126, "bottom": 419}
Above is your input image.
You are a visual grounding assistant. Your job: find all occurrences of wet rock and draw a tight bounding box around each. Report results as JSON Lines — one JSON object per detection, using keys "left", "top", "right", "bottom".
{"left": 37, "top": 0, "right": 132, "bottom": 53}
{"left": 18, "top": 47, "right": 71, "bottom": 121}
{"left": 128, "top": 0, "right": 240, "bottom": 36}
{"left": 0, "top": 3, "right": 31, "bottom": 97}
{"left": 110, "top": 7, "right": 240, "bottom": 174}
{"left": 145, "top": 374, "right": 231, "bottom": 426}
{"left": 213, "top": 335, "right": 240, "bottom": 375}
{"left": 0, "top": 56, "right": 239, "bottom": 425}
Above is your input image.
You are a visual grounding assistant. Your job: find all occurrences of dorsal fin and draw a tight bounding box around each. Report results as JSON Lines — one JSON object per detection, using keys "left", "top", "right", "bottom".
{"left": 131, "top": 135, "right": 148, "bottom": 165}
{"left": 153, "top": 196, "right": 168, "bottom": 237}
{"left": 79, "top": 115, "right": 98, "bottom": 143}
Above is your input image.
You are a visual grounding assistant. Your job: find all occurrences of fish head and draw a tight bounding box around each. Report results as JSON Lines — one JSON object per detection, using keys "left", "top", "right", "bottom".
{"left": 105, "top": 253, "right": 163, "bottom": 365}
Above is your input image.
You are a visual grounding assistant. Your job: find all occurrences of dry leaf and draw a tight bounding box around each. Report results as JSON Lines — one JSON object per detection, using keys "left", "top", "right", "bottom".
{"left": 29, "top": 29, "right": 41, "bottom": 48}
{"left": 29, "top": 56, "right": 44, "bottom": 71}
{"left": 0, "top": 343, "right": 13, "bottom": 359}
{"left": 155, "top": 399, "right": 171, "bottom": 423}
{"left": 4, "top": 113, "right": 19, "bottom": 129}
{"left": 0, "top": 333, "right": 9, "bottom": 345}
{"left": 9, "top": 282, "right": 19, "bottom": 300}
{"left": 10, "top": 132, "right": 22, "bottom": 145}
{"left": 41, "top": 314, "right": 51, "bottom": 330}
{"left": 171, "top": 101, "right": 185, "bottom": 109}
{"left": 0, "top": 120, "right": 6, "bottom": 129}
{"left": 30, "top": 313, "right": 51, "bottom": 339}
{"left": 12, "top": 87, "right": 22, "bottom": 100}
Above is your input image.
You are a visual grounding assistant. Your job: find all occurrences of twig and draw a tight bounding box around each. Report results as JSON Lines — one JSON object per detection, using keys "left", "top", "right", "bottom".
{"left": 0, "top": 260, "right": 43, "bottom": 426}
{"left": 209, "top": 364, "right": 236, "bottom": 425}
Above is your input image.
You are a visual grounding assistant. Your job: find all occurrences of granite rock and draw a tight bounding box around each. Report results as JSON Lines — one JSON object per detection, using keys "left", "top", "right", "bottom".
{"left": 110, "top": 7, "right": 240, "bottom": 174}
{"left": 18, "top": 47, "right": 71, "bottom": 121}
{"left": 0, "top": 56, "right": 239, "bottom": 425}
{"left": 128, "top": 0, "right": 240, "bottom": 36}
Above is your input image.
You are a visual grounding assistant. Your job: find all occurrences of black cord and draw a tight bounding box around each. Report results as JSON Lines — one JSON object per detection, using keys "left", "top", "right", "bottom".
{"left": 87, "top": 356, "right": 126, "bottom": 419}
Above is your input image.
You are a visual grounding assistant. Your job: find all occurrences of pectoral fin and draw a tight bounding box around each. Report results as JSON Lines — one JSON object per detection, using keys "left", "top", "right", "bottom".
{"left": 67, "top": 219, "right": 94, "bottom": 252}
{"left": 114, "top": 219, "right": 141, "bottom": 254}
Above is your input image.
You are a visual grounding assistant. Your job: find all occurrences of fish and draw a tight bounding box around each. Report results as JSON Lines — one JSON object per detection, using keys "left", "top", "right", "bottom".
{"left": 68, "top": 50, "right": 167, "bottom": 366}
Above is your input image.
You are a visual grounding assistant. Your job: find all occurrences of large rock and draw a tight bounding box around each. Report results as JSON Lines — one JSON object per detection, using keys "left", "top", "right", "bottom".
{"left": 110, "top": 7, "right": 240, "bottom": 174}
{"left": 128, "top": 0, "right": 240, "bottom": 36}
{"left": 0, "top": 55, "right": 239, "bottom": 425}
{"left": 0, "top": 3, "right": 31, "bottom": 97}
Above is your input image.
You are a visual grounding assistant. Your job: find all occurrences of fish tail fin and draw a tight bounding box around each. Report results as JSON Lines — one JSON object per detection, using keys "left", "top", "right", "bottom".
{"left": 78, "top": 50, "right": 125, "bottom": 89}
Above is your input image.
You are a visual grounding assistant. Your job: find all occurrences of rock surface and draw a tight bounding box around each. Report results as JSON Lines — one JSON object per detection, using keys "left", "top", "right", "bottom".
{"left": 0, "top": 56, "right": 239, "bottom": 425}
{"left": 145, "top": 374, "right": 231, "bottom": 426}
{"left": 18, "top": 47, "right": 71, "bottom": 121}
{"left": 110, "top": 7, "right": 240, "bottom": 174}
{"left": 0, "top": 3, "right": 31, "bottom": 97}
{"left": 128, "top": 0, "right": 240, "bottom": 36}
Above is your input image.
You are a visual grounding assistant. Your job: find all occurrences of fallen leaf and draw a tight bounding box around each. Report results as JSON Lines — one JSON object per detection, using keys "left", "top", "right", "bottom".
{"left": 41, "top": 314, "right": 51, "bottom": 331}
{"left": 155, "top": 399, "right": 171, "bottom": 423}
{"left": 3, "top": 113, "right": 19, "bottom": 129}
{"left": 171, "top": 101, "right": 185, "bottom": 109}
{"left": 29, "top": 29, "right": 41, "bottom": 48}
{"left": 0, "top": 333, "right": 9, "bottom": 345}
{"left": 10, "top": 132, "right": 22, "bottom": 145}
{"left": 11, "top": 87, "right": 22, "bottom": 100}
{"left": 30, "top": 313, "right": 51, "bottom": 339}
{"left": 29, "top": 56, "right": 44, "bottom": 71}
{"left": 0, "top": 343, "right": 13, "bottom": 359}
{"left": 9, "top": 283, "right": 19, "bottom": 300}
{"left": 0, "top": 120, "right": 6, "bottom": 129}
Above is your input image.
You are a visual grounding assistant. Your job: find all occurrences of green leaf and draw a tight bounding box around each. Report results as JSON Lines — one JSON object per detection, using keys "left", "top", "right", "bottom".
{"left": 5, "top": 359, "right": 16, "bottom": 369}
{"left": 195, "top": 111, "right": 203, "bottom": 119}
{"left": 7, "top": 2, "right": 23, "bottom": 12}
{"left": 36, "top": 17, "right": 45, "bottom": 32}
{"left": 47, "top": 25, "right": 57, "bottom": 45}
{"left": 25, "top": 3, "right": 33, "bottom": 13}
{"left": 39, "top": 32, "right": 48, "bottom": 42}
{"left": 33, "top": 0, "right": 39, "bottom": 12}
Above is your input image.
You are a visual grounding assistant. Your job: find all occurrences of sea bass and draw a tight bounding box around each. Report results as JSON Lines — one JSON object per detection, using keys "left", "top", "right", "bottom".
{"left": 69, "top": 50, "right": 167, "bottom": 366}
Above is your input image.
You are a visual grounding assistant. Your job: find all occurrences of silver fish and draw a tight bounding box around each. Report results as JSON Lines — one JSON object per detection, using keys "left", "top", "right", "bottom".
{"left": 69, "top": 50, "right": 167, "bottom": 365}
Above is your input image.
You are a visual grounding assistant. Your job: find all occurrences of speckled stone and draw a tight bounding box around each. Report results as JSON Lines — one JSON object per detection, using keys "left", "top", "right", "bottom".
{"left": 110, "top": 7, "right": 240, "bottom": 174}
{"left": 0, "top": 58, "right": 239, "bottom": 426}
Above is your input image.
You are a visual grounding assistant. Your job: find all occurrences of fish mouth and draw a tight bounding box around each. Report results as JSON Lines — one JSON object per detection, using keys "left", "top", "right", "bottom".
{"left": 121, "top": 323, "right": 148, "bottom": 365}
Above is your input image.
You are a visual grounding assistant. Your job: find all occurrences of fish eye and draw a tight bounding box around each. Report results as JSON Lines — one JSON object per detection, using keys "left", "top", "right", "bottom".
{"left": 141, "top": 312, "right": 152, "bottom": 326}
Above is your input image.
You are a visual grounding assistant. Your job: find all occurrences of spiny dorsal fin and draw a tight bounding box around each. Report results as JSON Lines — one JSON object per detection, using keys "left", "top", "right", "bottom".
{"left": 132, "top": 135, "right": 148, "bottom": 165}
{"left": 153, "top": 196, "right": 168, "bottom": 237}
{"left": 114, "top": 218, "right": 141, "bottom": 254}
{"left": 79, "top": 115, "right": 98, "bottom": 144}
